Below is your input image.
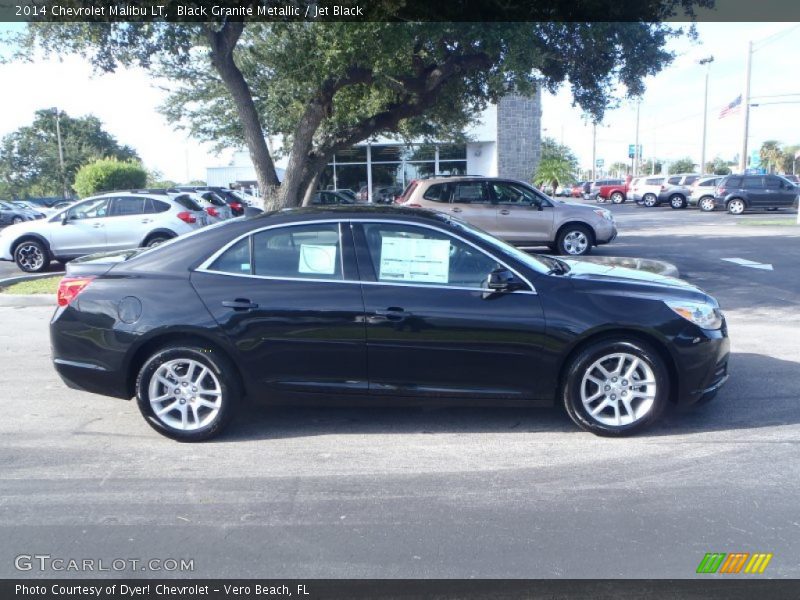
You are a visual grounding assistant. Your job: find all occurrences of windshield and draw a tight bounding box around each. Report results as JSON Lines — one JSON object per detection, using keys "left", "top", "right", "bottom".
{"left": 442, "top": 214, "right": 566, "bottom": 276}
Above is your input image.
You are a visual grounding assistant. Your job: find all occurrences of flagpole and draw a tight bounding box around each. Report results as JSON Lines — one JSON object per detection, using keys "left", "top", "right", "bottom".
{"left": 739, "top": 41, "right": 752, "bottom": 174}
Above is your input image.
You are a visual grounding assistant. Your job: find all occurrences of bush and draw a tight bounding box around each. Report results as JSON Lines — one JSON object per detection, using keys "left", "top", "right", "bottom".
{"left": 73, "top": 158, "right": 147, "bottom": 197}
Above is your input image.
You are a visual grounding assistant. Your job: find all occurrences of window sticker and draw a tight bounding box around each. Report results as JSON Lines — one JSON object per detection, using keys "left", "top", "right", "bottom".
{"left": 379, "top": 237, "right": 450, "bottom": 283}
{"left": 240, "top": 263, "right": 251, "bottom": 272}
{"left": 298, "top": 244, "right": 337, "bottom": 275}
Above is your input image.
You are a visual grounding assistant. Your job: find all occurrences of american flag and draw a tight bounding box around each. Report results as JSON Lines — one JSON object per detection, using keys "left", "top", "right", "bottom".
{"left": 719, "top": 95, "right": 742, "bottom": 119}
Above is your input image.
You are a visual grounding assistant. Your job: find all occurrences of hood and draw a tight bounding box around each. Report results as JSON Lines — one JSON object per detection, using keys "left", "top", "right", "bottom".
{"left": 561, "top": 258, "right": 706, "bottom": 297}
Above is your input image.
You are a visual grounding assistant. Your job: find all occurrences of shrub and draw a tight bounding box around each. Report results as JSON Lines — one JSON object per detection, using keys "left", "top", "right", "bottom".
{"left": 73, "top": 158, "right": 147, "bottom": 197}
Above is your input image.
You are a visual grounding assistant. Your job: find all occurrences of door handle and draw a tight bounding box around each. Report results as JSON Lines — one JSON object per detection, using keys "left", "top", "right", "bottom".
{"left": 141, "top": 218, "right": 153, "bottom": 223}
{"left": 499, "top": 209, "right": 510, "bottom": 215}
{"left": 92, "top": 223, "right": 103, "bottom": 228}
{"left": 222, "top": 298, "right": 259, "bottom": 311}
{"left": 451, "top": 207, "right": 462, "bottom": 213}
{"left": 373, "top": 307, "right": 412, "bottom": 321}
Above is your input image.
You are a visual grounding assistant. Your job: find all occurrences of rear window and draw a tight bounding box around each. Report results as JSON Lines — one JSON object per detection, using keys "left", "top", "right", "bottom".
{"left": 645, "top": 178, "right": 664, "bottom": 185}
{"left": 173, "top": 194, "right": 203, "bottom": 211}
{"left": 422, "top": 183, "right": 449, "bottom": 202}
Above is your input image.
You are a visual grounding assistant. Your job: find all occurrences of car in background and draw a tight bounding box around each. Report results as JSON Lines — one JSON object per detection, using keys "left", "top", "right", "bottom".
{"left": 658, "top": 173, "right": 703, "bottom": 209}
{"left": 174, "top": 186, "right": 246, "bottom": 216}
{"left": 596, "top": 178, "right": 632, "bottom": 204}
{"left": 333, "top": 189, "right": 358, "bottom": 202}
{"left": 183, "top": 192, "right": 233, "bottom": 223}
{"left": 569, "top": 182, "right": 586, "bottom": 198}
{"left": 374, "top": 186, "right": 403, "bottom": 204}
{"left": 714, "top": 174, "right": 799, "bottom": 215}
{"left": 311, "top": 190, "right": 357, "bottom": 205}
{"left": 588, "top": 179, "right": 624, "bottom": 201}
{"left": 0, "top": 191, "right": 208, "bottom": 272}
{"left": 399, "top": 176, "right": 617, "bottom": 256}
{"left": 0, "top": 201, "right": 41, "bottom": 226}
{"left": 9, "top": 200, "right": 49, "bottom": 218}
{"left": 781, "top": 174, "right": 799, "bottom": 185}
{"left": 689, "top": 176, "right": 723, "bottom": 211}
{"left": 639, "top": 177, "right": 666, "bottom": 208}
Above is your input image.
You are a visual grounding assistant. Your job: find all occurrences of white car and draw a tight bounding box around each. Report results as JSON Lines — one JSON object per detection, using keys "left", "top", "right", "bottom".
{"left": 638, "top": 177, "right": 666, "bottom": 208}
{"left": 0, "top": 191, "right": 208, "bottom": 273}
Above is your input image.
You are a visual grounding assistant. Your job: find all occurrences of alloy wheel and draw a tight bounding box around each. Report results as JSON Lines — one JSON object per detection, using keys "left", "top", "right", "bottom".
{"left": 147, "top": 358, "right": 222, "bottom": 431}
{"left": 562, "top": 230, "right": 589, "bottom": 255}
{"left": 580, "top": 352, "right": 657, "bottom": 427}
{"left": 611, "top": 192, "right": 624, "bottom": 204}
{"left": 670, "top": 195, "right": 684, "bottom": 209}
{"left": 699, "top": 197, "right": 715, "bottom": 212}
{"left": 643, "top": 195, "right": 657, "bottom": 207}
{"left": 16, "top": 243, "right": 45, "bottom": 272}
{"left": 12, "top": 217, "right": 23, "bottom": 224}
{"left": 728, "top": 199, "right": 745, "bottom": 215}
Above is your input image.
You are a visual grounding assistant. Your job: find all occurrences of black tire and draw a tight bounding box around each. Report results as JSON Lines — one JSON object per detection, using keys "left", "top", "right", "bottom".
{"left": 642, "top": 194, "right": 658, "bottom": 208}
{"left": 727, "top": 198, "right": 746, "bottom": 215}
{"left": 555, "top": 224, "right": 593, "bottom": 256}
{"left": 669, "top": 194, "right": 686, "bottom": 209}
{"left": 13, "top": 239, "right": 50, "bottom": 273}
{"left": 698, "top": 197, "right": 715, "bottom": 212}
{"left": 12, "top": 216, "right": 23, "bottom": 224}
{"left": 145, "top": 234, "right": 172, "bottom": 248}
{"left": 610, "top": 192, "right": 625, "bottom": 204}
{"left": 562, "top": 338, "right": 669, "bottom": 437}
{"left": 136, "top": 344, "right": 240, "bottom": 442}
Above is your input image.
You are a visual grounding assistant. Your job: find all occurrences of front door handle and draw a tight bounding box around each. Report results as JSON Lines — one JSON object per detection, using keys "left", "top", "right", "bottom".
{"left": 92, "top": 223, "right": 103, "bottom": 228}
{"left": 373, "top": 307, "right": 412, "bottom": 321}
{"left": 451, "top": 207, "right": 462, "bottom": 213}
{"left": 499, "top": 209, "right": 510, "bottom": 215}
{"left": 222, "top": 298, "right": 259, "bottom": 311}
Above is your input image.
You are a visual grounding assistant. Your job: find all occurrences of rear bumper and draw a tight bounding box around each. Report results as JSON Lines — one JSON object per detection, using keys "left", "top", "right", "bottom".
{"left": 53, "top": 358, "right": 131, "bottom": 400}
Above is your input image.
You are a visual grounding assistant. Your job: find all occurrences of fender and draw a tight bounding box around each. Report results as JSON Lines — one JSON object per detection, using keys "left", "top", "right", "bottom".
{"left": 139, "top": 228, "right": 177, "bottom": 247}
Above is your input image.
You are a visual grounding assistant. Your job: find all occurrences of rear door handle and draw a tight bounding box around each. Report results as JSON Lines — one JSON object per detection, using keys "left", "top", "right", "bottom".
{"left": 373, "top": 307, "right": 412, "bottom": 321}
{"left": 451, "top": 207, "right": 462, "bottom": 213}
{"left": 499, "top": 209, "right": 510, "bottom": 215}
{"left": 92, "top": 223, "right": 103, "bottom": 228}
{"left": 222, "top": 298, "right": 259, "bottom": 311}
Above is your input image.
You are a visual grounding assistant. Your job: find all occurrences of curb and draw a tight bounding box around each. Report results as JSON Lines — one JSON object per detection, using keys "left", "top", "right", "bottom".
{"left": 0, "top": 270, "right": 64, "bottom": 287}
{"left": 0, "top": 293, "right": 55, "bottom": 307}
{"left": 567, "top": 256, "right": 679, "bottom": 277}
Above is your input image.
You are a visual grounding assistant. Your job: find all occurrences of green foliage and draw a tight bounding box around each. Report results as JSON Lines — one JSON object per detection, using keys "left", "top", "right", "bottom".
{"left": 640, "top": 159, "right": 663, "bottom": 175}
{"left": 669, "top": 157, "right": 695, "bottom": 174}
{"left": 759, "top": 140, "right": 784, "bottom": 174}
{"left": 533, "top": 156, "right": 576, "bottom": 191}
{"left": 0, "top": 109, "right": 138, "bottom": 199}
{"left": 704, "top": 156, "right": 732, "bottom": 176}
{"left": 73, "top": 158, "right": 147, "bottom": 197}
{"left": 609, "top": 161, "right": 629, "bottom": 177}
{"left": 146, "top": 168, "right": 177, "bottom": 189}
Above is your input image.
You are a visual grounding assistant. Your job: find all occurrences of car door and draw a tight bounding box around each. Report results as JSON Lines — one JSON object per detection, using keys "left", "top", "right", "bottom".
{"left": 48, "top": 198, "right": 109, "bottom": 256}
{"left": 104, "top": 196, "right": 149, "bottom": 250}
{"left": 191, "top": 221, "right": 368, "bottom": 397}
{"left": 446, "top": 181, "right": 496, "bottom": 231}
{"left": 353, "top": 220, "right": 550, "bottom": 401}
{"left": 742, "top": 176, "right": 767, "bottom": 208}
{"left": 489, "top": 180, "right": 555, "bottom": 243}
{"left": 764, "top": 176, "right": 794, "bottom": 207}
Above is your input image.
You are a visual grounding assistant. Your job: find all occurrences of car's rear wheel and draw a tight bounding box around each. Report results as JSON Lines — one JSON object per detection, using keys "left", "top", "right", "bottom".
{"left": 698, "top": 197, "right": 715, "bottom": 212}
{"left": 556, "top": 224, "right": 592, "bottom": 256}
{"left": 563, "top": 338, "right": 669, "bottom": 436}
{"left": 669, "top": 195, "right": 686, "bottom": 209}
{"left": 727, "top": 198, "right": 745, "bottom": 215}
{"left": 14, "top": 240, "right": 50, "bottom": 273}
{"left": 145, "top": 234, "right": 172, "bottom": 248}
{"left": 12, "top": 216, "right": 23, "bottom": 224}
{"left": 136, "top": 344, "right": 239, "bottom": 442}
{"left": 610, "top": 192, "right": 625, "bottom": 204}
{"left": 642, "top": 194, "right": 658, "bottom": 208}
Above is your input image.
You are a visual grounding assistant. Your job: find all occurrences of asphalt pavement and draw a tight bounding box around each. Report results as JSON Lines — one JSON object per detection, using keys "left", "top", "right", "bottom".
{"left": 1, "top": 203, "right": 799, "bottom": 579}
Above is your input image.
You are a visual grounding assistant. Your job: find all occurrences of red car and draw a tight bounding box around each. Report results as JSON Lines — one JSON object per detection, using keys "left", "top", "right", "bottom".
{"left": 596, "top": 176, "right": 633, "bottom": 204}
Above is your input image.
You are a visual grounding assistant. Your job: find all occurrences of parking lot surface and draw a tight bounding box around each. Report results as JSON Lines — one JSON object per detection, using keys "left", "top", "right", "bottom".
{"left": 1, "top": 203, "right": 799, "bottom": 578}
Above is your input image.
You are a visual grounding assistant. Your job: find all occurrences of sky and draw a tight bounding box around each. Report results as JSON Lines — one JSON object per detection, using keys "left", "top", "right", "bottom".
{"left": 0, "top": 21, "right": 798, "bottom": 182}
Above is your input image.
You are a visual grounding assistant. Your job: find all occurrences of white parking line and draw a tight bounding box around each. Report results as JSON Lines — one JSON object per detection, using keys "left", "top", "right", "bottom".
{"left": 721, "top": 257, "right": 774, "bottom": 271}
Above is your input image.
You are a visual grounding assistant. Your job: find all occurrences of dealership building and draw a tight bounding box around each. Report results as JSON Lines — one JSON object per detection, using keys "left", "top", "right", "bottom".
{"left": 206, "top": 92, "right": 542, "bottom": 202}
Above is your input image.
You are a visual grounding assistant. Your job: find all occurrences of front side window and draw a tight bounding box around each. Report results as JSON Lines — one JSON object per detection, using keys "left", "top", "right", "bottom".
{"left": 764, "top": 176, "right": 782, "bottom": 189}
{"left": 361, "top": 222, "right": 499, "bottom": 288}
{"left": 490, "top": 182, "right": 539, "bottom": 205}
{"left": 253, "top": 223, "right": 342, "bottom": 280}
{"left": 67, "top": 198, "right": 109, "bottom": 220}
{"left": 742, "top": 177, "right": 763, "bottom": 189}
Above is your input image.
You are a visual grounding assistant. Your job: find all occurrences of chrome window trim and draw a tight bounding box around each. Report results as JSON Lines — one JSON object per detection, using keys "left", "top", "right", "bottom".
{"left": 195, "top": 218, "right": 537, "bottom": 294}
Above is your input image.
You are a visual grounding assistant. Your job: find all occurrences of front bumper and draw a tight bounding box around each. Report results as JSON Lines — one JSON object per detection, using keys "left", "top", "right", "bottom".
{"left": 594, "top": 220, "right": 618, "bottom": 245}
{"left": 673, "top": 323, "right": 730, "bottom": 406}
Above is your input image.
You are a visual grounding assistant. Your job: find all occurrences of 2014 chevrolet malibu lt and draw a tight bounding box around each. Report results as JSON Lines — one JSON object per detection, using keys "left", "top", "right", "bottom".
{"left": 50, "top": 206, "right": 729, "bottom": 441}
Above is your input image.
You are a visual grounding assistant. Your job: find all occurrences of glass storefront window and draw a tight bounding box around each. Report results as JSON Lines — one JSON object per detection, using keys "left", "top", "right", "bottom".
{"left": 438, "top": 161, "right": 467, "bottom": 176}
{"left": 438, "top": 144, "right": 467, "bottom": 161}
{"left": 333, "top": 146, "right": 367, "bottom": 163}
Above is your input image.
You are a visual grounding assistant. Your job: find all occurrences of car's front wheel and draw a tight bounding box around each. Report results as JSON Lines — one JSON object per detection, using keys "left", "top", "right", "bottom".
{"left": 556, "top": 224, "right": 593, "bottom": 256}
{"left": 727, "top": 198, "right": 746, "bottom": 215}
{"left": 642, "top": 194, "right": 658, "bottom": 208}
{"left": 698, "top": 197, "right": 715, "bottom": 212}
{"left": 562, "top": 338, "right": 669, "bottom": 436}
{"left": 12, "top": 216, "right": 23, "bottom": 224}
{"left": 14, "top": 240, "right": 50, "bottom": 273}
{"left": 610, "top": 192, "right": 625, "bottom": 204}
{"left": 669, "top": 195, "right": 687, "bottom": 209}
{"left": 136, "top": 344, "right": 239, "bottom": 441}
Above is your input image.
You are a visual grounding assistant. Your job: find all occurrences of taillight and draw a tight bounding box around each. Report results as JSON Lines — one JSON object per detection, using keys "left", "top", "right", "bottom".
{"left": 229, "top": 201, "right": 243, "bottom": 212}
{"left": 406, "top": 203, "right": 422, "bottom": 208}
{"left": 717, "top": 187, "right": 726, "bottom": 195}
{"left": 206, "top": 207, "right": 219, "bottom": 218}
{"left": 57, "top": 276, "right": 95, "bottom": 307}
{"left": 177, "top": 211, "right": 197, "bottom": 224}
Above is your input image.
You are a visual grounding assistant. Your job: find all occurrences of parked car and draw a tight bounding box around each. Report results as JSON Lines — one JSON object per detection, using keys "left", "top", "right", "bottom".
{"left": 588, "top": 179, "right": 624, "bottom": 201}
{"left": 596, "top": 177, "right": 632, "bottom": 204}
{"left": 373, "top": 186, "right": 403, "bottom": 204}
{"left": 50, "top": 205, "right": 729, "bottom": 441}
{"left": 714, "top": 174, "right": 799, "bottom": 214}
{"left": 333, "top": 189, "right": 358, "bottom": 202}
{"left": 9, "top": 201, "right": 49, "bottom": 218}
{"left": 398, "top": 176, "right": 616, "bottom": 256}
{"left": 0, "top": 201, "right": 40, "bottom": 226}
{"left": 658, "top": 173, "right": 703, "bottom": 209}
{"left": 175, "top": 186, "right": 246, "bottom": 216}
{"left": 182, "top": 191, "right": 233, "bottom": 223}
{"left": 0, "top": 191, "right": 209, "bottom": 273}
{"left": 569, "top": 182, "right": 586, "bottom": 198}
{"left": 311, "top": 190, "right": 357, "bottom": 206}
{"left": 639, "top": 177, "right": 667, "bottom": 208}
{"left": 689, "top": 176, "right": 723, "bottom": 212}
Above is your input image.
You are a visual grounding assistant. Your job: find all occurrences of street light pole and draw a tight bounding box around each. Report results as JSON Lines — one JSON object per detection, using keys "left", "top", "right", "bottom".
{"left": 54, "top": 107, "right": 68, "bottom": 199}
{"left": 739, "top": 41, "right": 753, "bottom": 174}
{"left": 698, "top": 56, "right": 714, "bottom": 174}
{"left": 591, "top": 122, "right": 597, "bottom": 182}
{"left": 633, "top": 100, "right": 640, "bottom": 176}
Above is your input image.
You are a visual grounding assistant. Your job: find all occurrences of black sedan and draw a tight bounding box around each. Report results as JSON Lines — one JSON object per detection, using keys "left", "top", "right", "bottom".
{"left": 50, "top": 206, "right": 729, "bottom": 441}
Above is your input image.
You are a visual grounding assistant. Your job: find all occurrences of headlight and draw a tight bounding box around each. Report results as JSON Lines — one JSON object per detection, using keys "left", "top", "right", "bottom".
{"left": 665, "top": 300, "right": 723, "bottom": 330}
{"left": 593, "top": 209, "right": 613, "bottom": 221}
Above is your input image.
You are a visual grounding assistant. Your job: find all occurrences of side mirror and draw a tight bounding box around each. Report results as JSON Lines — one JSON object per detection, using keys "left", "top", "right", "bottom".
{"left": 61, "top": 212, "right": 69, "bottom": 225}
{"left": 486, "top": 268, "right": 524, "bottom": 292}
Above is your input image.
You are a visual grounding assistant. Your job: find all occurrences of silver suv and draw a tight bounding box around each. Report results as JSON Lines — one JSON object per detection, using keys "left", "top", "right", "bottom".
{"left": 0, "top": 191, "right": 208, "bottom": 272}
{"left": 659, "top": 173, "right": 703, "bottom": 209}
{"left": 398, "top": 177, "right": 617, "bottom": 255}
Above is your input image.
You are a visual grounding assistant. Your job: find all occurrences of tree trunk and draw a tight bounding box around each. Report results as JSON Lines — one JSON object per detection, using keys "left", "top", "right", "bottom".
{"left": 278, "top": 102, "right": 327, "bottom": 208}
{"left": 206, "top": 23, "right": 280, "bottom": 203}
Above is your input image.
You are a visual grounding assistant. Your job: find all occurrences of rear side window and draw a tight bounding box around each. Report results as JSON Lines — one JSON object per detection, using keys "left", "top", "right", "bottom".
{"left": 422, "top": 183, "right": 449, "bottom": 202}
{"left": 145, "top": 198, "right": 171, "bottom": 214}
{"left": 110, "top": 197, "right": 145, "bottom": 216}
{"left": 667, "top": 176, "right": 681, "bottom": 185}
{"left": 207, "top": 238, "right": 251, "bottom": 274}
{"left": 725, "top": 177, "right": 742, "bottom": 188}
{"left": 452, "top": 182, "right": 490, "bottom": 204}
{"left": 202, "top": 192, "right": 226, "bottom": 207}
{"left": 173, "top": 194, "right": 203, "bottom": 211}
{"left": 252, "top": 224, "right": 342, "bottom": 280}
{"left": 742, "top": 177, "right": 763, "bottom": 189}
{"left": 700, "top": 178, "right": 719, "bottom": 187}
{"left": 684, "top": 176, "right": 699, "bottom": 186}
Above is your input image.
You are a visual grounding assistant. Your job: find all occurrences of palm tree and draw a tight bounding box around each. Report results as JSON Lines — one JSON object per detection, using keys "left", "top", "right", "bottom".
{"left": 533, "top": 156, "right": 575, "bottom": 193}
{"left": 759, "top": 140, "right": 784, "bottom": 174}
